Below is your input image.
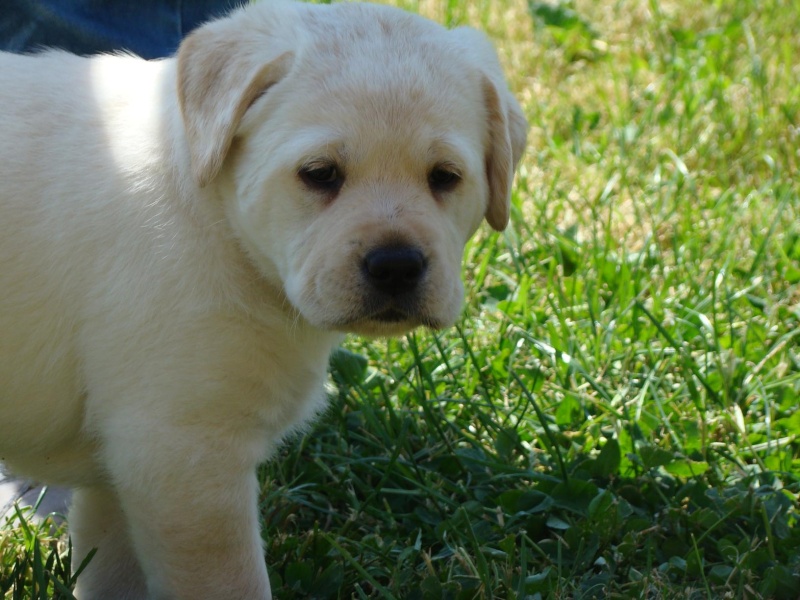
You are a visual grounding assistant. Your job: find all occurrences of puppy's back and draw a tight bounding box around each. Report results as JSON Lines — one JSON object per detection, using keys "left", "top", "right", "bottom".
{"left": 0, "top": 51, "right": 183, "bottom": 467}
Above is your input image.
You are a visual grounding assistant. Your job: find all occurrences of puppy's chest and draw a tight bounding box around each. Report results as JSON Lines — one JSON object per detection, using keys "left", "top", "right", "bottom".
{"left": 255, "top": 347, "right": 333, "bottom": 435}
{"left": 198, "top": 323, "right": 342, "bottom": 443}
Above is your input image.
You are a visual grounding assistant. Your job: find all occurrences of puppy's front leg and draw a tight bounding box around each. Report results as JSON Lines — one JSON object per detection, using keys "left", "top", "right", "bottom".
{"left": 100, "top": 426, "right": 273, "bottom": 600}
{"left": 70, "top": 487, "right": 149, "bottom": 600}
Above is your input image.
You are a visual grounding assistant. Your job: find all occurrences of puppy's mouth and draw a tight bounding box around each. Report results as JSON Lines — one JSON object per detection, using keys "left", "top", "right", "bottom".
{"left": 331, "top": 299, "right": 443, "bottom": 335}
{"left": 322, "top": 245, "right": 441, "bottom": 334}
{"left": 298, "top": 244, "right": 452, "bottom": 335}
{"left": 372, "top": 307, "right": 411, "bottom": 323}
{"left": 363, "top": 301, "right": 427, "bottom": 327}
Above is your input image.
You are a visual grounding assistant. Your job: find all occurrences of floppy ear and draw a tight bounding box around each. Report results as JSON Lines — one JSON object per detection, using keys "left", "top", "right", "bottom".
{"left": 482, "top": 77, "right": 527, "bottom": 231}
{"left": 177, "top": 29, "right": 293, "bottom": 187}
{"left": 450, "top": 27, "right": 528, "bottom": 231}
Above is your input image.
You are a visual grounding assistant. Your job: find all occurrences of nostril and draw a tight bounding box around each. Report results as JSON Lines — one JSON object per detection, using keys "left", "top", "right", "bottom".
{"left": 363, "top": 247, "right": 426, "bottom": 295}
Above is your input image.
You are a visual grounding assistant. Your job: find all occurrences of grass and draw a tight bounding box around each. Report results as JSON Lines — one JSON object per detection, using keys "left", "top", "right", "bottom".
{"left": 3, "top": 0, "right": 800, "bottom": 597}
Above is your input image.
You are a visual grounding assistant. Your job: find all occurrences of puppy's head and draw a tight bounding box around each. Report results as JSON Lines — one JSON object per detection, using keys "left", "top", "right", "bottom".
{"left": 178, "top": 1, "right": 527, "bottom": 336}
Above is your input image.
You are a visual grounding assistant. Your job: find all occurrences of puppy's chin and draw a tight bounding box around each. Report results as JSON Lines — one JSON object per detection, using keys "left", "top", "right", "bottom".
{"left": 338, "top": 317, "right": 441, "bottom": 338}
{"left": 312, "top": 309, "right": 449, "bottom": 338}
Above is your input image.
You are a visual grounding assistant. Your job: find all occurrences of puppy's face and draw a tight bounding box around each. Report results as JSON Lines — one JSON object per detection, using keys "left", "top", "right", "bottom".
{"left": 230, "top": 60, "right": 488, "bottom": 336}
{"left": 178, "top": 2, "right": 527, "bottom": 336}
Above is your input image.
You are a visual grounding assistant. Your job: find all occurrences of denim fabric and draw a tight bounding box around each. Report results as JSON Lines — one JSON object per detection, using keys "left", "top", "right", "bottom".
{"left": 0, "top": 0, "right": 247, "bottom": 58}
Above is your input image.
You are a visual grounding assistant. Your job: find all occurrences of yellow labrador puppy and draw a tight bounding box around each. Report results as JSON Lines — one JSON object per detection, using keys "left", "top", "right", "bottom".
{"left": 0, "top": 0, "right": 526, "bottom": 597}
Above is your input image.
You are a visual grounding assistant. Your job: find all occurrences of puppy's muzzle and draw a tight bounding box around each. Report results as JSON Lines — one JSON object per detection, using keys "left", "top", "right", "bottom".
{"left": 362, "top": 245, "right": 428, "bottom": 323}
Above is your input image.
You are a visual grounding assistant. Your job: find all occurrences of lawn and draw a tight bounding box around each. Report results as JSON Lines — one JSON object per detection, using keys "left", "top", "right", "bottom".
{"left": 3, "top": 0, "right": 800, "bottom": 598}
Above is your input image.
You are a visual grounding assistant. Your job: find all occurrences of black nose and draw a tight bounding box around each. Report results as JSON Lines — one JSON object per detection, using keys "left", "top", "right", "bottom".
{"left": 363, "top": 246, "right": 427, "bottom": 296}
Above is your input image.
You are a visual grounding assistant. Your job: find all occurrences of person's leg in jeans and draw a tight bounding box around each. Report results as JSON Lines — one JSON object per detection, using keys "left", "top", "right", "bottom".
{"left": 0, "top": 0, "right": 246, "bottom": 58}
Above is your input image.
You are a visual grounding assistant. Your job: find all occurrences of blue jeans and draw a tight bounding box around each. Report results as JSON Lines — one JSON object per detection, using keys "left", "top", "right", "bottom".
{"left": 0, "top": 0, "right": 246, "bottom": 58}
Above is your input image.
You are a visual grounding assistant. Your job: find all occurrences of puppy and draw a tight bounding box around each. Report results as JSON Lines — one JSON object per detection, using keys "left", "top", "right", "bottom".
{"left": 0, "top": 1, "right": 527, "bottom": 597}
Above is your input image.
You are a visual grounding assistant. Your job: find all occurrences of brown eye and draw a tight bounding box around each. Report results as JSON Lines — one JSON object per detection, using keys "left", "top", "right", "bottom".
{"left": 428, "top": 167, "right": 461, "bottom": 193}
{"left": 299, "top": 163, "right": 342, "bottom": 192}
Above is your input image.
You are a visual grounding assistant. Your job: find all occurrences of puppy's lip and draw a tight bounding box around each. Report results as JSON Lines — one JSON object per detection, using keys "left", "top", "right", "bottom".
{"left": 362, "top": 299, "right": 428, "bottom": 325}
{"left": 367, "top": 307, "right": 444, "bottom": 330}
{"left": 310, "top": 294, "right": 448, "bottom": 334}
{"left": 330, "top": 309, "right": 445, "bottom": 334}
{"left": 372, "top": 307, "right": 411, "bottom": 323}
{"left": 314, "top": 305, "right": 423, "bottom": 333}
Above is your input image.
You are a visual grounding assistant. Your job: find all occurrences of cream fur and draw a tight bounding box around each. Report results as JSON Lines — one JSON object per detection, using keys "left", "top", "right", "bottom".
{"left": 0, "top": 1, "right": 526, "bottom": 598}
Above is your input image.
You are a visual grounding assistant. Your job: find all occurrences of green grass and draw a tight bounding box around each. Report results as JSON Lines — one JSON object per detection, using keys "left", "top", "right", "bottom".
{"left": 3, "top": 0, "right": 800, "bottom": 598}
{"left": 1, "top": 493, "right": 88, "bottom": 600}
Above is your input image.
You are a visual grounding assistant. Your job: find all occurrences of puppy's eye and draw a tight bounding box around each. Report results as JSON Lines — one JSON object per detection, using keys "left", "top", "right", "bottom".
{"left": 428, "top": 167, "right": 461, "bottom": 193}
{"left": 299, "top": 164, "right": 342, "bottom": 192}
